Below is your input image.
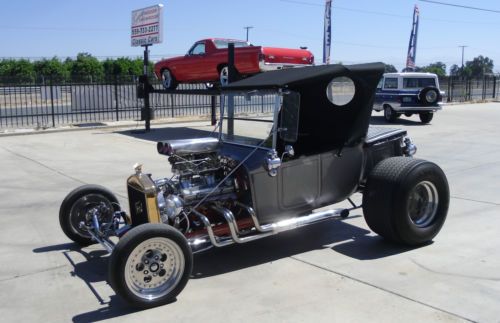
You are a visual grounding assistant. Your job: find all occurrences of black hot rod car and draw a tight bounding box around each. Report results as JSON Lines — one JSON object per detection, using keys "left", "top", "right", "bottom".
{"left": 59, "top": 63, "right": 449, "bottom": 308}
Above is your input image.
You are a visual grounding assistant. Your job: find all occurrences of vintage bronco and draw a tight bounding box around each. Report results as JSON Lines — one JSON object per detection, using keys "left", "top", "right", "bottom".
{"left": 59, "top": 63, "right": 449, "bottom": 308}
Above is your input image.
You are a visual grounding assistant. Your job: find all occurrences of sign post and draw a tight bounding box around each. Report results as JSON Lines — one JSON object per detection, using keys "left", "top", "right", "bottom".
{"left": 131, "top": 4, "right": 164, "bottom": 131}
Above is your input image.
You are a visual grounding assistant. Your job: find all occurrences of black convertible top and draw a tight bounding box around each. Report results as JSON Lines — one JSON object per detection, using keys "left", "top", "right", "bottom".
{"left": 225, "top": 63, "right": 385, "bottom": 155}
{"left": 223, "top": 63, "right": 384, "bottom": 90}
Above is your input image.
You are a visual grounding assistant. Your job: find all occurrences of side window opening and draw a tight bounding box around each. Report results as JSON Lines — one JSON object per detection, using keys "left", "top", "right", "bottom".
{"left": 384, "top": 78, "right": 398, "bottom": 89}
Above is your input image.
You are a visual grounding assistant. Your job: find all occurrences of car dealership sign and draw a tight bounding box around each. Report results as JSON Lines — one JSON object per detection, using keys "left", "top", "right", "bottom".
{"left": 131, "top": 4, "right": 164, "bottom": 47}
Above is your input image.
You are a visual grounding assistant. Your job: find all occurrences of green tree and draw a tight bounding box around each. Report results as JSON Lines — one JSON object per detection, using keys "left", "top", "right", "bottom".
{"left": 421, "top": 62, "right": 446, "bottom": 77}
{"left": 449, "top": 64, "right": 460, "bottom": 76}
{"left": 465, "top": 55, "right": 494, "bottom": 78}
{"left": 70, "top": 52, "right": 104, "bottom": 82}
{"left": 0, "top": 59, "right": 34, "bottom": 83}
{"left": 384, "top": 64, "right": 397, "bottom": 73}
{"left": 33, "top": 57, "right": 68, "bottom": 83}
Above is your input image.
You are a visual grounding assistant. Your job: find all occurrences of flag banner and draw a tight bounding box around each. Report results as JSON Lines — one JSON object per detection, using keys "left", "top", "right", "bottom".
{"left": 323, "top": 0, "right": 332, "bottom": 64}
{"left": 406, "top": 5, "right": 419, "bottom": 70}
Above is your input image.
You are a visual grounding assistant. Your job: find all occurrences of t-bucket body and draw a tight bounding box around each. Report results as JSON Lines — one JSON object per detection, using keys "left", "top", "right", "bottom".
{"left": 59, "top": 63, "right": 449, "bottom": 308}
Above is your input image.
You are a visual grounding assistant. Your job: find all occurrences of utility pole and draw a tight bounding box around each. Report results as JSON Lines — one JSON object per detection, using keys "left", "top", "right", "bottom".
{"left": 459, "top": 45, "right": 468, "bottom": 69}
{"left": 243, "top": 26, "right": 253, "bottom": 42}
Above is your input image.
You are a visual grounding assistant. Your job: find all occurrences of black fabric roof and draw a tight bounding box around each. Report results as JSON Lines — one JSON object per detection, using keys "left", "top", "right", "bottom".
{"left": 223, "top": 63, "right": 385, "bottom": 90}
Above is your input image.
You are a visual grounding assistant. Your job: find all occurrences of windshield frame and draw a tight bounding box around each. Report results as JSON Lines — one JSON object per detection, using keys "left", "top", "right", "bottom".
{"left": 218, "top": 89, "right": 281, "bottom": 150}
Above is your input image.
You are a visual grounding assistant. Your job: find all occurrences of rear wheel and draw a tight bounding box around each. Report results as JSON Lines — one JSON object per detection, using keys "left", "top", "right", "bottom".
{"left": 419, "top": 112, "right": 434, "bottom": 124}
{"left": 384, "top": 105, "right": 399, "bottom": 122}
{"left": 108, "top": 223, "right": 193, "bottom": 308}
{"left": 362, "top": 157, "right": 449, "bottom": 246}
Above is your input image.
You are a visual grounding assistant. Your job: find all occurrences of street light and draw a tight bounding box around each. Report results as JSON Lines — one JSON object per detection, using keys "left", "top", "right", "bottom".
{"left": 459, "top": 45, "right": 468, "bottom": 69}
{"left": 243, "top": 26, "right": 254, "bottom": 42}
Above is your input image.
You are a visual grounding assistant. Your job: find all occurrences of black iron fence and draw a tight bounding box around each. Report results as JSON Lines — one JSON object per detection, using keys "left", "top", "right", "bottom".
{"left": 0, "top": 74, "right": 498, "bottom": 129}
{"left": 440, "top": 75, "right": 498, "bottom": 102}
{"left": 0, "top": 75, "right": 275, "bottom": 129}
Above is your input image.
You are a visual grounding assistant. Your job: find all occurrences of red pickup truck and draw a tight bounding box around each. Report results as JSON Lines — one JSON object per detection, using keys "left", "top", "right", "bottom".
{"left": 154, "top": 38, "right": 314, "bottom": 89}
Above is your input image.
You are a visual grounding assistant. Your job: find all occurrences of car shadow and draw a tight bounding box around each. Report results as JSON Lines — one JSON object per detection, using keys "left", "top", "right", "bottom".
{"left": 34, "top": 216, "right": 420, "bottom": 320}
{"left": 115, "top": 126, "right": 216, "bottom": 143}
{"left": 370, "top": 115, "right": 429, "bottom": 126}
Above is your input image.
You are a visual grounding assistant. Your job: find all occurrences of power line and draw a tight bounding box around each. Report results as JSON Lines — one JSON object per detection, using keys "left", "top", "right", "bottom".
{"left": 419, "top": 0, "right": 500, "bottom": 14}
{"left": 279, "top": 0, "right": 500, "bottom": 25}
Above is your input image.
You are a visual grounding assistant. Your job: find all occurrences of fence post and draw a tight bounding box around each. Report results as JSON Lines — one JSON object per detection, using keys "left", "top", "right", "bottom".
{"left": 493, "top": 77, "right": 497, "bottom": 99}
{"left": 447, "top": 76, "right": 452, "bottom": 102}
{"left": 211, "top": 95, "right": 216, "bottom": 125}
{"left": 170, "top": 94, "right": 175, "bottom": 118}
{"left": 114, "top": 74, "right": 119, "bottom": 121}
{"left": 49, "top": 76, "right": 56, "bottom": 128}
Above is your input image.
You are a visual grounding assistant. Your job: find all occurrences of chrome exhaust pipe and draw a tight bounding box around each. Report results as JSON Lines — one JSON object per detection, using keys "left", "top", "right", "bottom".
{"left": 191, "top": 204, "right": 348, "bottom": 248}
{"left": 234, "top": 201, "right": 272, "bottom": 233}
{"left": 190, "top": 208, "right": 234, "bottom": 248}
{"left": 211, "top": 206, "right": 274, "bottom": 244}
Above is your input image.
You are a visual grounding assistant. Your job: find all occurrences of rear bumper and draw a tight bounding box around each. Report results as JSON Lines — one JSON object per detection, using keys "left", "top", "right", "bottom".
{"left": 373, "top": 101, "right": 443, "bottom": 113}
{"left": 393, "top": 104, "right": 443, "bottom": 113}
{"left": 259, "top": 61, "right": 313, "bottom": 72}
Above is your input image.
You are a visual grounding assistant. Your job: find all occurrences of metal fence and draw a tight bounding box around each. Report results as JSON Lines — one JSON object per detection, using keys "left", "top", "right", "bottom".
{"left": 440, "top": 75, "right": 498, "bottom": 102}
{"left": 1, "top": 75, "right": 498, "bottom": 129}
{"left": 0, "top": 76, "right": 275, "bottom": 129}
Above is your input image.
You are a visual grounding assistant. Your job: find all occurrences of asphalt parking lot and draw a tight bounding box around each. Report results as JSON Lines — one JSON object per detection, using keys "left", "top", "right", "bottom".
{"left": 1, "top": 102, "right": 499, "bottom": 323}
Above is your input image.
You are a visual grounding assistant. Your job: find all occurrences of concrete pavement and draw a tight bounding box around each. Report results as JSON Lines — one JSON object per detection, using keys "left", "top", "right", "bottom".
{"left": 1, "top": 103, "right": 499, "bottom": 322}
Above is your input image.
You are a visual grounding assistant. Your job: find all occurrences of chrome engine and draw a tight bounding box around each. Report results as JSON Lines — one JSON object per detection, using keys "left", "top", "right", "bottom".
{"left": 155, "top": 138, "right": 239, "bottom": 226}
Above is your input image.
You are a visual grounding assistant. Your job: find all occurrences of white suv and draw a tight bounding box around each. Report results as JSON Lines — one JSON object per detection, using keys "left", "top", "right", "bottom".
{"left": 373, "top": 72, "right": 444, "bottom": 124}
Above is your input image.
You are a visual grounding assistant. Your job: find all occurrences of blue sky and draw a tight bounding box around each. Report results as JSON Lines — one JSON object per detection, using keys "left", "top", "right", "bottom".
{"left": 0, "top": 0, "right": 499, "bottom": 72}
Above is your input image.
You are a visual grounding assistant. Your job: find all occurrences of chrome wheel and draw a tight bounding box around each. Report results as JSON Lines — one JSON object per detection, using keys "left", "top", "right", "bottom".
{"left": 407, "top": 181, "right": 439, "bottom": 228}
{"left": 220, "top": 66, "right": 229, "bottom": 86}
{"left": 124, "top": 237, "right": 185, "bottom": 301}
{"left": 425, "top": 90, "right": 437, "bottom": 103}
{"left": 162, "top": 70, "right": 173, "bottom": 89}
{"left": 69, "top": 194, "right": 114, "bottom": 239}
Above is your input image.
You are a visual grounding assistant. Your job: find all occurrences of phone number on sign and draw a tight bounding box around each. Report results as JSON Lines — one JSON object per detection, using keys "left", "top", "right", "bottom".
{"left": 132, "top": 25, "right": 159, "bottom": 36}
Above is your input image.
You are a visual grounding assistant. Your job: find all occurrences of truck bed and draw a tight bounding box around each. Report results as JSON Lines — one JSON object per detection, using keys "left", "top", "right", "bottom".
{"left": 365, "top": 126, "right": 407, "bottom": 145}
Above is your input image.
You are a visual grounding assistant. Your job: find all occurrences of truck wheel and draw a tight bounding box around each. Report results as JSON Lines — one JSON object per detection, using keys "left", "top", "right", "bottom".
{"left": 108, "top": 223, "right": 193, "bottom": 309}
{"left": 59, "top": 185, "right": 120, "bottom": 246}
{"left": 383, "top": 105, "right": 399, "bottom": 122}
{"left": 362, "top": 157, "right": 449, "bottom": 246}
{"left": 219, "top": 66, "right": 229, "bottom": 86}
{"left": 162, "top": 69, "right": 178, "bottom": 90}
{"left": 419, "top": 112, "right": 434, "bottom": 124}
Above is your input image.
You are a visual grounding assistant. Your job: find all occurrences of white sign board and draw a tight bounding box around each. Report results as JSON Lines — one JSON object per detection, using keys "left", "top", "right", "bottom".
{"left": 131, "top": 4, "right": 163, "bottom": 47}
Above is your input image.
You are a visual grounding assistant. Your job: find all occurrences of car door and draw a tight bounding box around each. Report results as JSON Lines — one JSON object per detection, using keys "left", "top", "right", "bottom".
{"left": 176, "top": 42, "right": 210, "bottom": 81}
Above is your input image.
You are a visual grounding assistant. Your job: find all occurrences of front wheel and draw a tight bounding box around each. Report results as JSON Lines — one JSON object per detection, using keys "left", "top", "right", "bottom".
{"left": 219, "top": 65, "right": 229, "bottom": 86}
{"left": 162, "top": 69, "right": 178, "bottom": 90}
{"left": 362, "top": 157, "right": 449, "bottom": 246}
{"left": 108, "top": 223, "right": 193, "bottom": 308}
{"left": 59, "top": 185, "right": 120, "bottom": 246}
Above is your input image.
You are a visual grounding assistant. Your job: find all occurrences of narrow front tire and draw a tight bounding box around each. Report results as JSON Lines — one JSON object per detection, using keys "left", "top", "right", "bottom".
{"left": 108, "top": 223, "right": 193, "bottom": 308}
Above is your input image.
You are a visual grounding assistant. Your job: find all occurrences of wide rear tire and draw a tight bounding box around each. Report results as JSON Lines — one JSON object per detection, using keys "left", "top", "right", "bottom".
{"left": 108, "top": 223, "right": 193, "bottom": 308}
{"left": 362, "top": 157, "right": 449, "bottom": 246}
